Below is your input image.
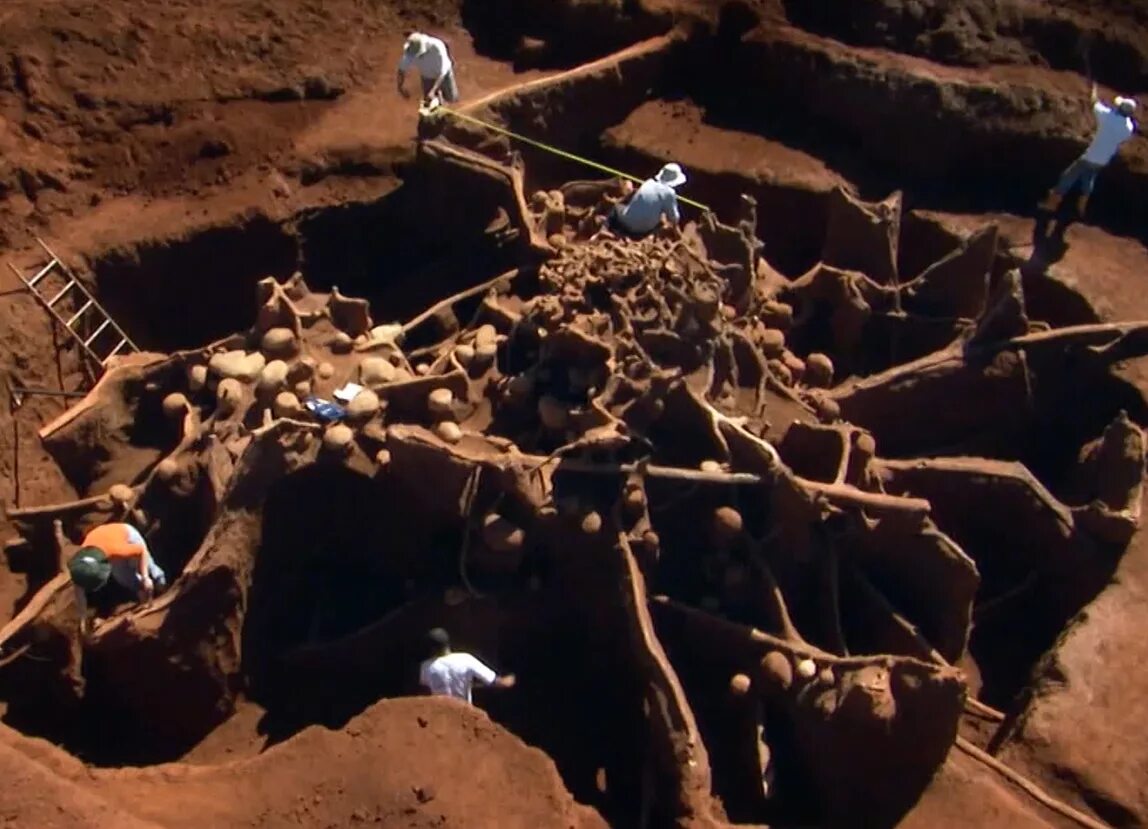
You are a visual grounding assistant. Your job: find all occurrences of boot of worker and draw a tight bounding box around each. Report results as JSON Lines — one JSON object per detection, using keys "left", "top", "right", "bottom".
{"left": 1076, "top": 193, "right": 1090, "bottom": 217}
{"left": 1038, "top": 190, "right": 1062, "bottom": 212}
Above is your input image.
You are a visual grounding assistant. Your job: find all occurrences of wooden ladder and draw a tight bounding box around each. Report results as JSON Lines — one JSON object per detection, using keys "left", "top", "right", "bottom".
{"left": 6, "top": 237, "right": 138, "bottom": 374}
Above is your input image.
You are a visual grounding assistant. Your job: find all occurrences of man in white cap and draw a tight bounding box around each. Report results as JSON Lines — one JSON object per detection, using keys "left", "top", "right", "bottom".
{"left": 1040, "top": 83, "right": 1137, "bottom": 216}
{"left": 609, "top": 162, "right": 688, "bottom": 239}
{"left": 397, "top": 32, "right": 459, "bottom": 107}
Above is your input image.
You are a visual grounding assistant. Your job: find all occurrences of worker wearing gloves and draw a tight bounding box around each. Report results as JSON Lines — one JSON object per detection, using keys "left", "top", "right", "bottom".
{"left": 1040, "top": 84, "right": 1137, "bottom": 217}
{"left": 66, "top": 522, "right": 166, "bottom": 634}
{"left": 609, "top": 162, "right": 688, "bottom": 239}
{"left": 418, "top": 627, "right": 515, "bottom": 704}
{"left": 397, "top": 32, "right": 459, "bottom": 108}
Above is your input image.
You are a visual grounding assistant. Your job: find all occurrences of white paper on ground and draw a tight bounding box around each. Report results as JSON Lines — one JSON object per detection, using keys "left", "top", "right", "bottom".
{"left": 334, "top": 383, "right": 364, "bottom": 402}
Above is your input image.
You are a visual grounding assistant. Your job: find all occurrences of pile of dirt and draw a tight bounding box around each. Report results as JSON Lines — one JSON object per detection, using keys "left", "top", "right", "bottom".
{"left": 0, "top": 696, "right": 605, "bottom": 829}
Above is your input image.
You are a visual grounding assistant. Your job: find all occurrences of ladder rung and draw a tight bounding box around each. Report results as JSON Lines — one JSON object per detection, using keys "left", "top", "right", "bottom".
{"left": 84, "top": 318, "right": 111, "bottom": 346}
{"left": 26, "top": 259, "right": 59, "bottom": 289}
{"left": 45, "top": 280, "right": 75, "bottom": 308}
{"left": 101, "top": 338, "right": 128, "bottom": 364}
{"left": 65, "top": 299, "right": 94, "bottom": 328}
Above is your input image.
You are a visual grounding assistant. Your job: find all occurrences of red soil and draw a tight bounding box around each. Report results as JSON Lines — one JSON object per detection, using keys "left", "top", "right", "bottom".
{"left": 0, "top": 697, "right": 605, "bottom": 829}
{"left": 3, "top": 0, "right": 1148, "bottom": 827}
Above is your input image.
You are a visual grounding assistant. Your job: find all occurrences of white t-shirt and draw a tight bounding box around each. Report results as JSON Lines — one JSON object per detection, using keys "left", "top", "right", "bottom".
{"left": 1083, "top": 102, "right": 1135, "bottom": 165}
{"left": 397, "top": 37, "right": 452, "bottom": 81}
{"left": 419, "top": 652, "right": 497, "bottom": 703}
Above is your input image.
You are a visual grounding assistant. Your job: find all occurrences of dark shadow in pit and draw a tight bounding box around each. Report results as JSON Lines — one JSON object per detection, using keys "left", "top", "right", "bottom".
{"left": 239, "top": 464, "right": 650, "bottom": 826}
{"left": 90, "top": 215, "right": 299, "bottom": 353}
{"left": 297, "top": 178, "right": 526, "bottom": 336}
{"left": 460, "top": 0, "right": 670, "bottom": 69}
{"left": 641, "top": 480, "right": 830, "bottom": 825}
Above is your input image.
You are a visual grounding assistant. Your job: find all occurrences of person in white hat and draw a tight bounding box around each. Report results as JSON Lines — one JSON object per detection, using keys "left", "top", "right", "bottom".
{"left": 397, "top": 32, "right": 459, "bottom": 107}
{"left": 609, "top": 162, "right": 688, "bottom": 239}
{"left": 1040, "top": 83, "right": 1137, "bottom": 216}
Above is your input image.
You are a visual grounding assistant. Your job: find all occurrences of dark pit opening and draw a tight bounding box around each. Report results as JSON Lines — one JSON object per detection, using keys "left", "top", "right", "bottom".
{"left": 91, "top": 215, "right": 299, "bottom": 353}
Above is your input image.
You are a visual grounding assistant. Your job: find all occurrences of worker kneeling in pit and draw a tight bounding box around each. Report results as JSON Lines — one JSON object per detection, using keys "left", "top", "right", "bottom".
{"left": 607, "top": 162, "right": 687, "bottom": 239}
{"left": 66, "top": 522, "right": 167, "bottom": 635}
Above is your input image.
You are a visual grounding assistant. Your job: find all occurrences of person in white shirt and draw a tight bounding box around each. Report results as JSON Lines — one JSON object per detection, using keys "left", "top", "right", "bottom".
{"left": 608, "top": 162, "right": 687, "bottom": 239}
{"left": 1040, "top": 84, "right": 1137, "bottom": 216}
{"left": 397, "top": 32, "right": 459, "bottom": 107}
{"left": 418, "top": 627, "right": 515, "bottom": 704}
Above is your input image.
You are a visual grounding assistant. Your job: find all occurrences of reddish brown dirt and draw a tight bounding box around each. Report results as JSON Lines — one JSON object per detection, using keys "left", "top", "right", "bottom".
{"left": 0, "top": 697, "right": 605, "bottom": 829}
{"left": 3, "top": 0, "right": 1148, "bottom": 827}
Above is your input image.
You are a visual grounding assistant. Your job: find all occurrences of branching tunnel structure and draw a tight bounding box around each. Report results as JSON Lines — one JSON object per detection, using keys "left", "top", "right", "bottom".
{"left": 1, "top": 14, "right": 1147, "bottom": 829}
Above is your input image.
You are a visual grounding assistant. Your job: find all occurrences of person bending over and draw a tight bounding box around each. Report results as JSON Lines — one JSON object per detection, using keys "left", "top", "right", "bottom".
{"left": 397, "top": 32, "right": 459, "bottom": 107}
{"left": 66, "top": 521, "right": 166, "bottom": 635}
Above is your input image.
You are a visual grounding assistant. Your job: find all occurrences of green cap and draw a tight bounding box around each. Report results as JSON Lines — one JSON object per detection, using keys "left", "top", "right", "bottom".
{"left": 68, "top": 547, "right": 112, "bottom": 591}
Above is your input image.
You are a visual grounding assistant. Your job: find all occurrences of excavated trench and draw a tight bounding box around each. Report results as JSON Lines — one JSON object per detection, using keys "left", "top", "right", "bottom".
{"left": 2, "top": 17, "right": 1148, "bottom": 829}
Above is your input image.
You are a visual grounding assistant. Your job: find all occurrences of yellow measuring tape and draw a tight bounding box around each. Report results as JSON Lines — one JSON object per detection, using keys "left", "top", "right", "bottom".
{"left": 439, "top": 106, "right": 712, "bottom": 213}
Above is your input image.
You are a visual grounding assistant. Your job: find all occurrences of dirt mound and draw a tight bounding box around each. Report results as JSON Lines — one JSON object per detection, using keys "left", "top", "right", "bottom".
{"left": 0, "top": 696, "right": 604, "bottom": 829}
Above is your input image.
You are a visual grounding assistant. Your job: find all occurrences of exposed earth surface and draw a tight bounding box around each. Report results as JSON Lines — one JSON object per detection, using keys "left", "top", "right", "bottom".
{"left": 2, "top": 0, "right": 1148, "bottom": 827}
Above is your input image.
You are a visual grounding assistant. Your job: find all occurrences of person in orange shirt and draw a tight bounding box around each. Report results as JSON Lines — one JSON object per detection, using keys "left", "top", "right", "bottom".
{"left": 66, "top": 522, "right": 167, "bottom": 634}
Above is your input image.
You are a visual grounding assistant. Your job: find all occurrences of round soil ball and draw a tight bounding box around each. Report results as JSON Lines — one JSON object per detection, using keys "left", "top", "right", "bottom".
{"left": 435, "top": 420, "right": 463, "bottom": 444}
{"left": 345, "top": 388, "right": 381, "bottom": 421}
{"left": 781, "top": 350, "right": 805, "bottom": 381}
{"left": 360, "top": 356, "right": 396, "bottom": 387}
{"left": 317, "top": 362, "right": 335, "bottom": 380}
{"left": 155, "top": 458, "right": 181, "bottom": 484}
{"left": 796, "top": 658, "right": 817, "bottom": 680}
{"left": 730, "top": 673, "right": 752, "bottom": 696}
{"left": 323, "top": 424, "right": 355, "bottom": 453}
{"left": 273, "top": 391, "right": 303, "bottom": 418}
{"left": 260, "top": 327, "right": 297, "bottom": 358}
{"left": 216, "top": 378, "right": 244, "bottom": 415}
{"left": 854, "top": 432, "right": 876, "bottom": 458}
{"left": 427, "top": 387, "right": 454, "bottom": 418}
{"left": 188, "top": 364, "right": 208, "bottom": 392}
{"left": 482, "top": 514, "right": 525, "bottom": 553}
{"left": 760, "top": 651, "right": 793, "bottom": 691}
{"left": 475, "top": 324, "right": 498, "bottom": 347}
{"left": 768, "top": 359, "right": 793, "bottom": 386}
{"left": 473, "top": 342, "right": 498, "bottom": 371}
{"left": 454, "top": 344, "right": 475, "bottom": 367}
{"left": 108, "top": 484, "right": 134, "bottom": 504}
{"left": 712, "top": 506, "right": 744, "bottom": 543}
{"left": 162, "top": 392, "right": 188, "bottom": 419}
{"left": 805, "top": 353, "right": 834, "bottom": 388}
{"left": 760, "top": 328, "right": 785, "bottom": 358}
{"left": 624, "top": 486, "right": 646, "bottom": 514}
{"left": 815, "top": 395, "right": 841, "bottom": 423}
{"left": 580, "top": 511, "right": 603, "bottom": 534}
{"left": 330, "top": 331, "right": 354, "bottom": 354}
{"left": 375, "top": 449, "right": 392, "bottom": 467}
{"left": 699, "top": 459, "right": 723, "bottom": 473}
{"left": 257, "top": 360, "right": 290, "bottom": 395}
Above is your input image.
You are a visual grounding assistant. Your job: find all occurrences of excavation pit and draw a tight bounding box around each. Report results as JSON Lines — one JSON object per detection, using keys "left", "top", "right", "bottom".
{"left": 2, "top": 25, "right": 1148, "bottom": 829}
